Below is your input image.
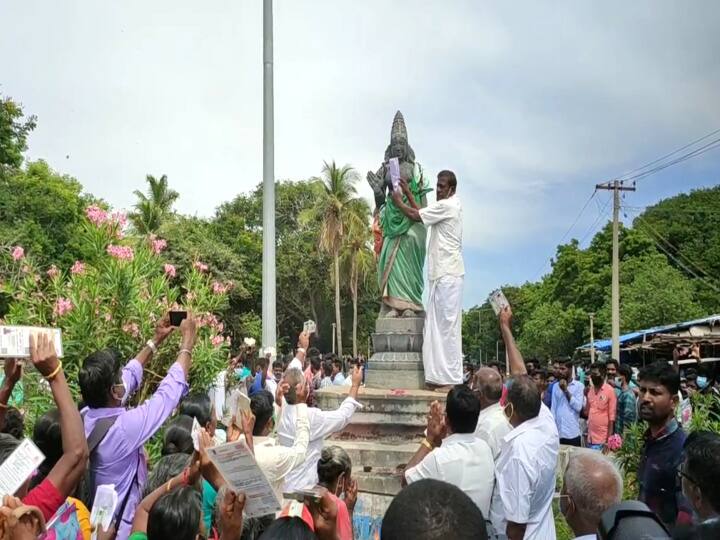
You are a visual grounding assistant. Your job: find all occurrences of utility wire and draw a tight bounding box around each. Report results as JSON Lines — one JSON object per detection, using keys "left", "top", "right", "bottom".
{"left": 619, "top": 137, "right": 720, "bottom": 184}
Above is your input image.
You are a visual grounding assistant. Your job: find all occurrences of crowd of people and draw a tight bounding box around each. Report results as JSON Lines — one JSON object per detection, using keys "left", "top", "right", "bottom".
{"left": 0, "top": 305, "right": 718, "bottom": 540}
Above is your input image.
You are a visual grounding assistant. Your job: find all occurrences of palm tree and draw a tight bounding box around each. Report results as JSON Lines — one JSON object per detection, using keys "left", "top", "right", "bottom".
{"left": 342, "top": 216, "right": 374, "bottom": 357}
{"left": 130, "top": 174, "right": 179, "bottom": 234}
{"left": 303, "top": 161, "right": 368, "bottom": 356}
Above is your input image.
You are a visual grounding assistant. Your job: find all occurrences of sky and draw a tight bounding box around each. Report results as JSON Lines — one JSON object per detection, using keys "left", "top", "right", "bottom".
{"left": 2, "top": 0, "right": 720, "bottom": 309}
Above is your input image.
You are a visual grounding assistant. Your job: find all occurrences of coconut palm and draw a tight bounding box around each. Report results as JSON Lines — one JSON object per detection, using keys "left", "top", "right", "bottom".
{"left": 342, "top": 216, "right": 374, "bottom": 357}
{"left": 130, "top": 174, "right": 179, "bottom": 234}
{"left": 302, "top": 161, "right": 369, "bottom": 356}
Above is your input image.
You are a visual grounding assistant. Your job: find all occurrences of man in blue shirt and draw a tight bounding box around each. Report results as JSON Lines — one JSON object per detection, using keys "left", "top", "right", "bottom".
{"left": 550, "top": 358, "right": 584, "bottom": 446}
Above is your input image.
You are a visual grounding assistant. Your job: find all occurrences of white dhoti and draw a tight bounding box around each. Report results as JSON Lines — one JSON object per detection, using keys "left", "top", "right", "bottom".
{"left": 423, "top": 274, "right": 464, "bottom": 386}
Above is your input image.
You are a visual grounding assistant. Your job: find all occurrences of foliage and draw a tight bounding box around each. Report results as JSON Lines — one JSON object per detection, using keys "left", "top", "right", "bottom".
{"left": 1, "top": 205, "right": 231, "bottom": 426}
{"left": 130, "top": 174, "right": 180, "bottom": 234}
{"left": 0, "top": 95, "right": 36, "bottom": 175}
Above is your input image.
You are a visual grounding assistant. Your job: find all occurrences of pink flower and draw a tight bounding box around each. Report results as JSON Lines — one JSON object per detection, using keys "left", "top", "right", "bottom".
{"left": 106, "top": 245, "right": 134, "bottom": 261}
{"left": 186, "top": 291, "right": 196, "bottom": 302}
{"left": 53, "top": 297, "right": 74, "bottom": 317}
{"left": 11, "top": 246, "right": 24, "bottom": 261}
{"left": 46, "top": 265, "right": 60, "bottom": 279}
{"left": 211, "top": 335, "right": 224, "bottom": 347}
{"left": 607, "top": 434, "right": 623, "bottom": 451}
{"left": 122, "top": 322, "right": 140, "bottom": 338}
{"left": 70, "top": 261, "right": 86, "bottom": 275}
{"left": 86, "top": 205, "right": 108, "bottom": 226}
{"left": 163, "top": 264, "right": 177, "bottom": 278}
{"left": 104, "top": 313, "right": 112, "bottom": 322}
{"left": 151, "top": 238, "right": 167, "bottom": 255}
{"left": 110, "top": 211, "right": 128, "bottom": 228}
{"left": 193, "top": 261, "right": 209, "bottom": 273}
{"left": 211, "top": 281, "right": 228, "bottom": 295}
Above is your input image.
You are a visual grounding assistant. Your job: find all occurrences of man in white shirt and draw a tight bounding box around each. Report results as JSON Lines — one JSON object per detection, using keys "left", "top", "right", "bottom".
{"left": 550, "top": 358, "right": 584, "bottom": 447}
{"left": 490, "top": 306, "right": 560, "bottom": 540}
{"left": 560, "top": 449, "right": 623, "bottom": 540}
{"left": 473, "top": 367, "right": 512, "bottom": 460}
{"left": 404, "top": 385, "right": 495, "bottom": 518}
{"left": 392, "top": 170, "right": 465, "bottom": 388}
{"left": 278, "top": 365, "right": 363, "bottom": 491}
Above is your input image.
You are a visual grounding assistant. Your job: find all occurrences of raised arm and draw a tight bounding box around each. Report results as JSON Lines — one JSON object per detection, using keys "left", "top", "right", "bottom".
{"left": 499, "top": 307, "right": 526, "bottom": 376}
{"left": 0, "top": 359, "right": 22, "bottom": 431}
{"left": 134, "top": 315, "right": 175, "bottom": 368}
{"left": 390, "top": 188, "right": 422, "bottom": 222}
{"left": 30, "top": 334, "right": 89, "bottom": 498}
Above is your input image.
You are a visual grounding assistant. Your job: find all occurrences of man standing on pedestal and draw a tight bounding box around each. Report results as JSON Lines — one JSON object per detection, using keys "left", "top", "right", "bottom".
{"left": 392, "top": 170, "right": 465, "bottom": 388}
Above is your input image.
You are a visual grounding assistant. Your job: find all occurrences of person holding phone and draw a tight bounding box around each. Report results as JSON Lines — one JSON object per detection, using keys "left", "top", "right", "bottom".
{"left": 79, "top": 314, "right": 199, "bottom": 540}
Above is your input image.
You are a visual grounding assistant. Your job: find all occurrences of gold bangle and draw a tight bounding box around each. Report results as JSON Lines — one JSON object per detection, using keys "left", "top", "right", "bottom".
{"left": 420, "top": 438, "right": 433, "bottom": 451}
{"left": 45, "top": 361, "right": 63, "bottom": 381}
{"left": 178, "top": 349, "right": 192, "bottom": 357}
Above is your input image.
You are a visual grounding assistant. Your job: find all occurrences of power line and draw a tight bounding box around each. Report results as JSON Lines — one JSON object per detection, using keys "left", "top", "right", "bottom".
{"left": 622, "top": 205, "right": 720, "bottom": 216}
{"left": 579, "top": 194, "right": 612, "bottom": 245}
{"left": 620, "top": 137, "right": 720, "bottom": 184}
{"left": 616, "top": 127, "right": 720, "bottom": 180}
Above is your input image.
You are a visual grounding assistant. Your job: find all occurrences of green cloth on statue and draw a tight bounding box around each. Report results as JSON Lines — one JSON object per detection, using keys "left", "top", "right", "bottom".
{"left": 378, "top": 176, "right": 432, "bottom": 312}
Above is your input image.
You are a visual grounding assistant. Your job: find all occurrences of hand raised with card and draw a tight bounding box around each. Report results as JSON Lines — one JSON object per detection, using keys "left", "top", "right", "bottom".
{"left": 29, "top": 333, "right": 60, "bottom": 378}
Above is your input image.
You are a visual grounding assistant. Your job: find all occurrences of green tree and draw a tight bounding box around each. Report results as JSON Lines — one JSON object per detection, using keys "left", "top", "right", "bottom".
{"left": 130, "top": 174, "right": 179, "bottom": 234}
{"left": 0, "top": 95, "right": 36, "bottom": 177}
{"left": 303, "top": 162, "right": 369, "bottom": 355}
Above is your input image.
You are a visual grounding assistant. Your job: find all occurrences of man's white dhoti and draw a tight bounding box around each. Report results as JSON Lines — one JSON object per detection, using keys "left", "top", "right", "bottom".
{"left": 423, "top": 275, "right": 464, "bottom": 386}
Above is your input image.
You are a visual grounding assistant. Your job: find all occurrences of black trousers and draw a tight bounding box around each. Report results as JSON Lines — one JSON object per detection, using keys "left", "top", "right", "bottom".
{"left": 560, "top": 436, "right": 582, "bottom": 447}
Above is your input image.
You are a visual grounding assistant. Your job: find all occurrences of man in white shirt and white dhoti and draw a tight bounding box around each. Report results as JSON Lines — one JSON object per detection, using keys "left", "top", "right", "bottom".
{"left": 391, "top": 170, "right": 465, "bottom": 388}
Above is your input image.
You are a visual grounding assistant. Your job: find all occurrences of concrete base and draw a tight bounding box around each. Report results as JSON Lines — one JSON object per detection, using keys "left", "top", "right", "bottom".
{"left": 365, "top": 317, "right": 426, "bottom": 389}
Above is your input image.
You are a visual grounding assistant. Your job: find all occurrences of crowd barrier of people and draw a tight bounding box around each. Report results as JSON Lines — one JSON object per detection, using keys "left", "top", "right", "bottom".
{"left": 0, "top": 306, "right": 718, "bottom": 540}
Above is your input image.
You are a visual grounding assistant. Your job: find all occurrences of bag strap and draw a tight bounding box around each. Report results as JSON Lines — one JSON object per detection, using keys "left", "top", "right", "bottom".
{"left": 85, "top": 414, "right": 120, "bottom": 454}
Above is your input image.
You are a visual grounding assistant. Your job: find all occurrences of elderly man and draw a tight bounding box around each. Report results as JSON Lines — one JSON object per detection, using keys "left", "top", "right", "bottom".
{"left": 560, "top": 449, "right": 623, "bottom": 539}
{"left": 278, "top": 365, "right": 363, "bottom": 491}
{"left": 473, "top": 367, "right": 512, "bottom": 459}
{"left": 489, "top": 307, "right": 560, "bottom": 540}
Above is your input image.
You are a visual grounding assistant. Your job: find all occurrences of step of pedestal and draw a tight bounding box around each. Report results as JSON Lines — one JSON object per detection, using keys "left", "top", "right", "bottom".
{"left": 364, "top": 352, "right": 425, "bottom": 389}
{"left": 316, "top": 385, "right": 443, "bottom": 439}
{"left": 375, "top": 317, "right": 424, "bottom": 334}
{"left": 371, "top": 332, "right": 423, "bottom": 353}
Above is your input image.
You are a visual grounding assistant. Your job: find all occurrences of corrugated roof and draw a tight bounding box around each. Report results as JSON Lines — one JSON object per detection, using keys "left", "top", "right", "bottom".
{"left": 577, "top": 314, "right": 720, "bottom": 352}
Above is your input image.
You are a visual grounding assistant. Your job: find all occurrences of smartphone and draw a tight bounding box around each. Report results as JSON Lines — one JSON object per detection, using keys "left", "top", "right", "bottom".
{"left": 169, "top": 311, "right": 188, "bottom": 327}
{"left": 283, "top": 489, "right": 322, "bottom": 504}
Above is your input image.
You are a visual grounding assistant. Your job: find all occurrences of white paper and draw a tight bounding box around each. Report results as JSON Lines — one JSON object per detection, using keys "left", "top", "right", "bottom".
{"left": 90, "top": 484, "right": 119, "bottom": 533}
{"left": 206, "top": 440, "right": 281, "bottom": 518}
{"left": 191, "top": 417, "right": 202, "bottom": 452}
{"left": 0, "top": 326, "right": 64, "bottom": 359}
{"left": 0, "top": 438, "right": 46, "bottom": 497}
{"left": 303, "top": 320, "right": 316, "bottom": 335}
{"left": 488, "top": 289, "right": 510, "bottom": 316}
{"left": 388, "top": 157, "right": 401, "bottom": 190}
{"left": 236, "top": 392, "right": 251, "bottom": 418}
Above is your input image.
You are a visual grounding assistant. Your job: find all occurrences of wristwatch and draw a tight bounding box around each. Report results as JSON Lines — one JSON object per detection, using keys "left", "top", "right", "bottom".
{"left": 146, "top": 339, "right": 158, "bottom": 354}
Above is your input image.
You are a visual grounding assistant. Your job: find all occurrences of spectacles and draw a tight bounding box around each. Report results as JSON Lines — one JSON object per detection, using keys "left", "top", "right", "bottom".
{"left": 677, "top": 465, "right": 698, "bottom": 486}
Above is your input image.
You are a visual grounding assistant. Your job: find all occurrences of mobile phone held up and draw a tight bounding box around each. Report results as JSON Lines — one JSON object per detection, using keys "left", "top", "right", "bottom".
{"left": 169, "top": 311, "right": 188, "bottom": 327}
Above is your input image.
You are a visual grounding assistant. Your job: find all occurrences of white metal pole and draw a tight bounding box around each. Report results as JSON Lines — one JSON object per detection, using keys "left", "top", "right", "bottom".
{"left": 262, "top": 0, "right": 277, "bottom": 354}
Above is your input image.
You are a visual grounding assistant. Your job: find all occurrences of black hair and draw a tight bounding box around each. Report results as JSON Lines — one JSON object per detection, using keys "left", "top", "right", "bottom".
{"left": 317, "top": 446, "right": 352, "bottom": 486}
{"left": 0, "top": 433, "right": 20, "bottom": 467}
{"left": 558, "top": 357, "right": 573, "bottom": 367}
{"left": 332, "top": 359, "right": 343, "bottom": 370}
{"left": 31, "top": 408, "right": 62, "bottom": 486}
{"left": 684, "top": 431, "right": 720, "bottom": 514}
{"left": 618, "top": 364, "right": 633, "bottom": 384}
{"left": 591, "top": 363, "right": 608, "bottom": 375}
{"left": 381, "top": 479, "right": 487, "bottom": 540}
{"left": 259, "top": 517, "right": 316, "bottom": 540}
{"left": 310, "top": 355, "right": 322, "bottom": 371}
{"left": 179, "top": 393, "right": 213, "bottom": 428}
{"left": 606, "top": 359, "right": 619, "bottom": 369}
{"left": 79, "top": 349, "right": 123, "bottom": 408}
{"left": 437, "top": 170, "right": 458, "bottom": 190}
{"left": 639, "top": 361, "right": 680, "bottom": 395}
{"left": 162, "top": 415, "right": 195, "bottom": 456}
{"left": 1, "top": 407, "right": 25, "bottom": 440}
{"left": 272, "top": 360, "right": 283, "bottom": 370}
{"left": 507, "top": 375, "right": 541, "bottom": 422}
{"left": 532, "top": 368, "right": 548, "bottom": 381}
{"left": 144, "top": 454, "right": 192, "bottom": 497}
{"left": 147, "top": 486, "right": 201, "bottom": 540}
{"left": 446, "top": 385, "right": 480, "bottom": 434}
{"left": 322, "top": 361, "right": 333, "bottom": 378}
{"left": 250, "top": 391, "right": 275, "bottom": 436}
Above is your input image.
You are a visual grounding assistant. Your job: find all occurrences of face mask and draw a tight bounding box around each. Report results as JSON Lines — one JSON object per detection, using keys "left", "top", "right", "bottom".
{"left": 591, "top": 375, "right": 603, "bottom": 386}
{"left": 615, "top": 377, "right": 623, "bottom": 386}
{"left": 463, "top": 372, "right": 471, "bottom": 383}
{"left": 697, "top": 376, "right": 709, "bottom": 389}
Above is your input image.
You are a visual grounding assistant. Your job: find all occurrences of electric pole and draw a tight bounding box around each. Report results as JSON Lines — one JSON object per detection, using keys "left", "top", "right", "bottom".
{"left": 261, "top": 0, "right": 277, "bottom": 355}
{"left": 589, "top": 312, "right": 595, "bottom": 364}
{"left": 596, "top": 180, "right": 635, "bottom": 361}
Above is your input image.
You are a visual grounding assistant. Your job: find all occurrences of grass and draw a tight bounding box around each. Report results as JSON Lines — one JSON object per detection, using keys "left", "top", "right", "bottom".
{"left": 553, "top": 501, "right": 574, "bottom": 540}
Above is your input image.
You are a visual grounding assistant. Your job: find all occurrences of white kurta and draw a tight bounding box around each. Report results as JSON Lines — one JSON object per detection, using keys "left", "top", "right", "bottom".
{"left": 419, "top": 195, "right": 465, "bottom": 386}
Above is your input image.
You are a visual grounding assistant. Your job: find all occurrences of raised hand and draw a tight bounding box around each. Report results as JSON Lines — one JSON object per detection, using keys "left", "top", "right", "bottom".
{"left": 29, "top": 333, "right": 60, "bottom": 378}
{"left": 297, "top": 331, "right": 310, "bottom": 351}
{"left": 344, "top": 477, "right": 359, "bottom": 514}
{"left": 179, "top": 315, "right": 199, "bottom": 349}
{"left": 3, "top": 358, "right": 22, "bottom": 387}
{"left": 218, "top": 488, "right": 246, "bottom": 540}
{"left": 499, "top": 305, "right": 513, "bottom": 328}
{"left": 426, "top": 400, "right": 447, "bottom": 447}
{"left": 153, "top": 314, "right": 175, "bottom": 345}
{"left": 307, "top": 488, "right": 339, "bottom": 540}
{"left": 351, "top": 365, "right": 364, "bottom": 388}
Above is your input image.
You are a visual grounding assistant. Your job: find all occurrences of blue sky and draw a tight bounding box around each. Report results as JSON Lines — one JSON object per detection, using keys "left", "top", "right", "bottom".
{"left": 1, "top": 1, "right": 719, "bottom": 308}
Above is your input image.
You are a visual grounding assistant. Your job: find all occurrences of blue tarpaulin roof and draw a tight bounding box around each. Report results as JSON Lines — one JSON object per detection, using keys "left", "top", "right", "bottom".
{"left": 578, "top": 315, "right": 720, "bottom": 352}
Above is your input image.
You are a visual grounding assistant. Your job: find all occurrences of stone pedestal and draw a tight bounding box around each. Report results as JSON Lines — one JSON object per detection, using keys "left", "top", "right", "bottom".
{"left": 365, "top": 317, "right": 425, "bottom": 389}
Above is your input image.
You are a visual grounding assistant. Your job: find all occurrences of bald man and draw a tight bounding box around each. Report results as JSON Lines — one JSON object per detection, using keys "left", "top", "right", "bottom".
{"left": 473, "top": 367, "right": 512, "bottom": 459}
{"left": 560, "top": 449, "right": 624, "bottom": 539}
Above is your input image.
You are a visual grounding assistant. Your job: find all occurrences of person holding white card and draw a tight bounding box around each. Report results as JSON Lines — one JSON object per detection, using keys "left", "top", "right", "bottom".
{"left": 391, "top": 170, "right": 465, "bottom": 388}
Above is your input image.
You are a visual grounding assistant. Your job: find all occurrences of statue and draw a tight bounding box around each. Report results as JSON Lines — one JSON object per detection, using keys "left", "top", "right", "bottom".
{"left": 367, "top": 111, "right": 432, "bottom": 318}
